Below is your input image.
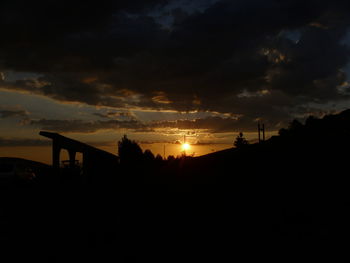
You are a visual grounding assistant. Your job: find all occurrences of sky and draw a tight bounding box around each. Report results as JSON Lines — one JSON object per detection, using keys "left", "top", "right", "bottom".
{"left": 1, "top": 0, "right": 350, "bottom": 163}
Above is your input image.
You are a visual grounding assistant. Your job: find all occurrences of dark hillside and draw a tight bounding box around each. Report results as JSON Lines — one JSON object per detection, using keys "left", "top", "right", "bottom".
{"left": 0, "top": 157, "right": 49, "bottom": 168}
{"left": 2, "top": 110, "right": 350, "bottom": 262}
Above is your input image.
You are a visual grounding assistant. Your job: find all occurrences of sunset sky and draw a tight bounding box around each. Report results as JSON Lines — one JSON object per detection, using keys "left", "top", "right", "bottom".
{"left": 1, "top": 0, "right": 350, "bottom": 163}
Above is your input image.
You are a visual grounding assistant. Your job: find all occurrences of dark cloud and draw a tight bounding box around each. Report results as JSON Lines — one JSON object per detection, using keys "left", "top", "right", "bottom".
{"left": 0, "top": 136, "right": 114, "bottom": 147}
{"left": 151, "top": 115, "right": 281, "bottom": 132}
{"left": 0, "top": 0, "right": 169, "bottom": 72}
{"left": 0, "top": 109, "right": 28, "bottom": 119}
{"left": 267, "top": 26, "right": 350, "bottom": 101}
{"left": 30, "top": 119, "right": 146, "bottom": 133}
{"left": 0, "top": 137, "right": 50, "bottom": 147}
{"left": 93, "top": 111, "right": 135, "bottom": 119}
{"left": 1, "top": 0, "right": 350, "bottom": 129}
{"left": 30, "top": 113, "right": 281, "bottom": 134}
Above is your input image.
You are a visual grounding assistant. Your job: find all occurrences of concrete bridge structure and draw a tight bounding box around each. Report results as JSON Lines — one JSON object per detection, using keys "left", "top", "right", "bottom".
{"left": 39, "top": 131, "right": 119, "bottom": 173}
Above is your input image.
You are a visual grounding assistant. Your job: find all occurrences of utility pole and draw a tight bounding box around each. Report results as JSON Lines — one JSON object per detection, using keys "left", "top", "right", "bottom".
{"left": 258, "top": 123, "right": 265, "bottom": 143}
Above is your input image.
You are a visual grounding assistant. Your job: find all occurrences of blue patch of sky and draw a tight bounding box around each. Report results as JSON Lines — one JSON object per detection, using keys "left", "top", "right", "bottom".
{"left": 0, "top": 90, "right": 98, "bottom": 120}
{"left": 147, "top": 0, "right": 220, "bottom": 29}
{"left": 3, "top": 71, "right": 43, "bottom": 82}
{"left": 340, "top": 28, "right": 350, "bottom": 81}
{"left": 340, "top": 28, "right": 350, "bottom": 46}
{"left": 278, "top": 29, "right": 301, "bottom": 43}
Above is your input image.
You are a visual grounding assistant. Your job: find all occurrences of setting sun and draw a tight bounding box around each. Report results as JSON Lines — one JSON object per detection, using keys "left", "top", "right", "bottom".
{"left": 182, "top": 143, "right": 191, "bottom": 151}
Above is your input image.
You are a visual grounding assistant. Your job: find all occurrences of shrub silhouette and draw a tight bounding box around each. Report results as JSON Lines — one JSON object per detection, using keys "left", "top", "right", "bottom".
{"left": 234, "top": 132, "right": 249, "bottom": 149}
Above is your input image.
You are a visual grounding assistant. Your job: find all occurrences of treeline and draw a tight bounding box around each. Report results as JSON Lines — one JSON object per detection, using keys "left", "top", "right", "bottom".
{"left": 265, "top": 109, "right": 350, "bottom": 152}
{"left": 279, "top": 109, "right": 350, "bottom": 138}
{"left": 118, "top": 135, "right": 170, "bottom": 165}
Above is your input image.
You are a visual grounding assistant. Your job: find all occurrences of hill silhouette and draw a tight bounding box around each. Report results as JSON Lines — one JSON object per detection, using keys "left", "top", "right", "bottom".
{"left": 0, "top": 157, "right": 49, "bottom": 167}
{"left": 0, "top": 157, "right": 50, "bottom": 182}
{"left": 2, "top": 110, "right": 350, "bottom": 262}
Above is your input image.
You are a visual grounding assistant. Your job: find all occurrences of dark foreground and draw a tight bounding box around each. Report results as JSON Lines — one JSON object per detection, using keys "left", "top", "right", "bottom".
{"left": 2, "top": 111, "right": 350, "bottom": 262}
{"left": 1, "top": 152, "right": 349, "bottom": 262}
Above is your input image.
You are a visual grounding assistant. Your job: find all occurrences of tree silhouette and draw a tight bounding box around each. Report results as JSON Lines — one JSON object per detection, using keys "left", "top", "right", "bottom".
{"left": 155, "top": 154, "right": 163, "bottom": 162}
{"left": 143, "top": 149, "right": 155, "bottom": 163}
{"left": 167, "top": 155, "right": 175, "bottom": 162}
{"left": 279, "top": 119, "right": 304, "bottom": 137}
{"left": 288, "top": 119, "right": 303, "bottom": 132}
{"left": 118, "top": 135, "right": 143, "bottom": 164}
{"left": 234, "top": 132, "right": 249, "bottom": 149}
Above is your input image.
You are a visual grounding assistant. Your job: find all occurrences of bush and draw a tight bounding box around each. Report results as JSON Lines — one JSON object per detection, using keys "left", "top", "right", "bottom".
{"left": 234, "top": 132, "right": 249, "bottom": 149}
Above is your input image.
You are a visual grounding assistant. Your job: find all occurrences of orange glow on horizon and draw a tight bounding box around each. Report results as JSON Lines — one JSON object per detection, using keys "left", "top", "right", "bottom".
{"left": 0, "top": 143, "right": 236, "bottom": 164}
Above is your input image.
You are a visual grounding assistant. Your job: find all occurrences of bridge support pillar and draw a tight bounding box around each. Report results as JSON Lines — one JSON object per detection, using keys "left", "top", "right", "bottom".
{"left": 52, "top": 140, "right": 61, "bottom": 169}
{"left": 68, "top": 150, "right": 76, "bottom": 168}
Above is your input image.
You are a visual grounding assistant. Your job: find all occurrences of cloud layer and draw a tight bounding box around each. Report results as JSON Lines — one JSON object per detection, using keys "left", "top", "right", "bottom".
{"left": 0, "top": 137, "right": 51, "bottom": 147}
{"left": 1, "top": 0, "right": 350, "bottom": 129}
{"left": 0, "top": 109, "right": 28, "bottom": 119}
{"left": 30, "top": 119, "right": 146, "bottom": 133}
{"left": 29, "top": 115, "right": 279, "bottom": 134}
